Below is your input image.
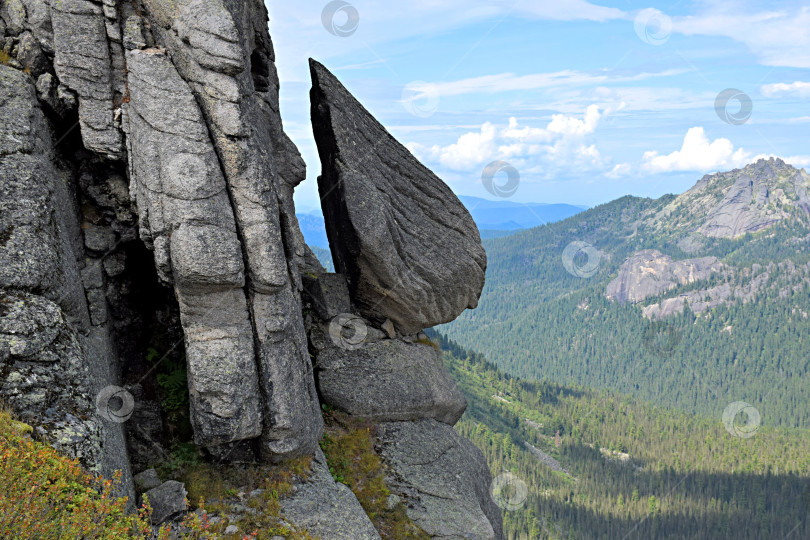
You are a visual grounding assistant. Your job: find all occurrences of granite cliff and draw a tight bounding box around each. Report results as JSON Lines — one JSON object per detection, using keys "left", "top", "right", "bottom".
{"left": 0, "top": 0, "right": 502, "bottom": 537}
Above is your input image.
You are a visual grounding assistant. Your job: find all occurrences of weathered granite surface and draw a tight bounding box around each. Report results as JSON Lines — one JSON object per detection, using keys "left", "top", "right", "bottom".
{"left": 606, "top": 249, "right": 724, "bottom": 305}
{"left": 376, "top": 419, "right": 505, "bottom": 540}
{"left": 51, "top": 0, "right": 123, "bottom": 159}
{"left": 0, "top": 1, "right": 503, "bottom": 535}
{"left": 314, "top": 338, "right": 467, "bottom": 425}
{"left": 124, "top": 48, "right": 262, "bottom": 447}
{"left": 279, "top": 449, "right": 382, "bottom": 540}
{"left": 139, "top": 0, "right": 323, "bottom": 459}
{"left": 310, "top": 59, "right": 487, "bottom": 335}
{"left": 0, "top": 63, "right": 132, "bottom": 500}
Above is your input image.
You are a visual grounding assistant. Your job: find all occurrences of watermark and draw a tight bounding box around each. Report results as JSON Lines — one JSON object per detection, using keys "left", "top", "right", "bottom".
{"left": 634, "top": 8, "right": 672, "bottom": 46}
{"left": 715, "top": 89, "right": 753, "bottom": 125}
{"left": 491, "top": 472, "right": 528, "bottom": 511}
{"left": 321, "top": 1, "right": 360, "bottom": 37}
{"left": 562, "top": 241, "right": 601, "bottom": 278}
{"left": 401, "top": 81, "right": 440, "bottom": 118}
{"left": 641, "top": 320, "right": 681, "bottom": 358}
{"left": 722, "top": 401, "right": 761, "bottom": 438}
{"left": 481, "top": 160, "right": 520, "bottom": 198}
{"left": 95, "top": 385, "right": 135, "bottom": 423}
{"left": 328, "top": 313, "right": 368, "bottom": 350}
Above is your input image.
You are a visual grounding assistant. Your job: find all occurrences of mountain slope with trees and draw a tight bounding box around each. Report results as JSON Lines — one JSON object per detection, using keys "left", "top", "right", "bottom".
{"left": 432, "top": 331, "right": 810, "bottom": 540}
{"left": 441, "top": 159, "right": 810, "bottom": 428}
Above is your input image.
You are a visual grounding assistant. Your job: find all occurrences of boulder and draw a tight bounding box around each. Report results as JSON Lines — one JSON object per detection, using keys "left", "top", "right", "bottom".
{"left": 315, "top": 339, "right": 467, "bottom": 425}
{"left": 142, "top": 481, "right": 188, "bottom": 524}
{"left": 309, "top": 59, "right": 486, "bottom": 335}
{"left": 301, "top": 272, "right": 352, "bottom": 320}
{"left": 133, "top": 469, "right": 162, "bottom": 494}
{"left": 376, "top": 419, "right": 504, "bottom": 540}
{"left": 279, "top": 449, "right": 381, "bottom": 540}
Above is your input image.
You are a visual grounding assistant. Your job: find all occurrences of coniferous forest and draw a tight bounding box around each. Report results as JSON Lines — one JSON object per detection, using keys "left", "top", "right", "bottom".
{"left": 432, "top": 332, "right": 810, "bottom": 540}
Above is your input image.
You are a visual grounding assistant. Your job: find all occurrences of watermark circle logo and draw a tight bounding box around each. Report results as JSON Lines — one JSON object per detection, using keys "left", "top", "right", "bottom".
{"left": 95, "top": 385, "right": 135, "bottom": 423}
{"left": 634, "top": 8, "right": 672, "bottom": 45}
{"left": 401, "top": 81, "right": 440, "bottom": 118}
{"left": 562, "top": 241, "right": 601, "bottom": 278}
{"left": 641, "top": 321, "right": 681, "bottom": 358}
{"left": 481, "top": 161, "right": 520, "bottom": 198}
{"left": 491, "top": 472, "right": 528, "bottom": 511}
{"left": 722, "top": 401, "right": 761, "bottom": 438}
{"left": 715, "top": 88, "right": 753, "bottom": 125}
{"left": 328, "top": 313, "right": 368, "bottom": 350}
{"left": 321, "top": 1, "right": 359, "bottom": 37}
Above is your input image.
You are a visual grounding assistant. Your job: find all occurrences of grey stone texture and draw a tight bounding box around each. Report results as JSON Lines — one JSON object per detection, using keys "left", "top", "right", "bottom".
{"left": 309, "top": 59, "right": 487, "bottom": 335}
{"left": 376, "top": 419, "right": 505, "bottom": 540}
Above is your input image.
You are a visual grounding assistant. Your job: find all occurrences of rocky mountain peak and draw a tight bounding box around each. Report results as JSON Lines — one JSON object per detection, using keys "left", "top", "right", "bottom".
{"left": 650, "top": 157, "right": 810, "bottom": 239}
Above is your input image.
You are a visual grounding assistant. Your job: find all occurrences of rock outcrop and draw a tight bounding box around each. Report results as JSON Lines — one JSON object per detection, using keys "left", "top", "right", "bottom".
{"left": 135, "top": 0, "right": 323, "bottom": 461}
{"left": 303, "top": 61, "right": 501, "bottom": 538}
{"left": 699, "top": 159, "right": 810, "bottom": 238}
{"left": 311, "top": 326, "right": 467, "bottom": 425}
{"left": 310, "top": 59, "right": 487, "bottom": 335}
{"left": 279, "top": 449, "right": 382, "bottom": 540}
{"left": 0, "top": 0, "right": 503, "bottom": 536}
{"left": 376, "top": 419, "right": 505, "bottom": 540}
{"left": 0, "top": 63, "right": 132, "bottom": 498}
{"left": 647, "top": 158, "right": 810, "bottom": 240}
{"left": 125, "top": 48, "right": 263, "bottom": 448}
{"left": 606, "top": 249, "right": 725, "bottom": 304}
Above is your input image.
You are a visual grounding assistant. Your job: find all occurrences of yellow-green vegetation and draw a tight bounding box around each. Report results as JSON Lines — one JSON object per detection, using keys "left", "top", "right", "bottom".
{"left": 319, "top": 407, "right": 430, "bottom": 539}
{"left": 415, "top": 335, "right": 440, "bottom": 351}
{"left": 0, "top": 404, "right": 171, "bottom": 539}
{"left": 173, "top": 453, "right": 317, "bottom": 539}
{"left": 0, "top": 403, "right": 319, "bottom": 539}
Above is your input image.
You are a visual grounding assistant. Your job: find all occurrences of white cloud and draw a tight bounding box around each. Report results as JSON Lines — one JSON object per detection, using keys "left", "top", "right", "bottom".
{"left": 501, "top": 117, "right": 553, "bottom": 143}
{"left": 606, "top": 163, "right": 632, "bottom": 179}
{"left": 518, "top": 0, "right": 624, "bottom": 22}
{"left": 673, "top": 6, "right": 810, "bottom": 68}
{"left": 427, "top": 69, "right": 686, "bottom": 98}
{"left": 408, "top": 106, "right": 607, "bottom": 173}
{"left": 641, "top": 127, "right": 750, "bottom": 173}
{"left": 548, "top": 104, "right": 601, "bottom": 136}
{"left": 785, "top": 155, "right": 810, "bottom": 168}
{"left": 761, "top": 81, "right": 810, "bottom": 98}
{"left": 407, "top": 122, "right": 499, "bottom": 170}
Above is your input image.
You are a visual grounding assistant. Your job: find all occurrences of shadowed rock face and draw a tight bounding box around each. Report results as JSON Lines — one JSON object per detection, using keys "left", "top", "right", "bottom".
{"left": 0, "top": 64, "right": 133, "bottom": 500}
{"left": 0, "top": 1, "right": 503, "bottom": 534}
{"left": 309, "top": 59, "right": 487, "bottom": 335}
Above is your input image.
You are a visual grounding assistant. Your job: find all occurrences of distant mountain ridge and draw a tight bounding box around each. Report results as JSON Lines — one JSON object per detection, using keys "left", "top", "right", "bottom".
{"left": 645, "top": 158, "right": 810, "bottom": 240}
{"left": 458, "top": 195, "right": 587, "bottom": 231}
{"left": 297, "top": 196, "right": 587, "bottom": 249}
{"left": 441, "top": 158, "right": 810, "bottom": 428}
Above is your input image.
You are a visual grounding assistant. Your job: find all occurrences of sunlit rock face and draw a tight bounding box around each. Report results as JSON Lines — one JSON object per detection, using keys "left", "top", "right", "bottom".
{"left": 309, "top": 59, "right": 487, "bottom": 336}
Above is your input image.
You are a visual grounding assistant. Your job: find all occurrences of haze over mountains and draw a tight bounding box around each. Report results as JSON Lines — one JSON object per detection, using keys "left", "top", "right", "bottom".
{"left": 297, "top": 195, "right": 586, "bottom": 249}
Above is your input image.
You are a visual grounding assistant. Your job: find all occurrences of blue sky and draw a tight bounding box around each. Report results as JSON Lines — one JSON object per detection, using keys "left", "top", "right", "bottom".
{"left": 265, "top": 0, "right": 810, "bottom": 211}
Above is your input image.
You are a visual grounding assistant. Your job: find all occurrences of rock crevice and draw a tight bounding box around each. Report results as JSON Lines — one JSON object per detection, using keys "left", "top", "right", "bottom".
{"left": 0, "top": 1, "right": 503, "bottom": 536}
